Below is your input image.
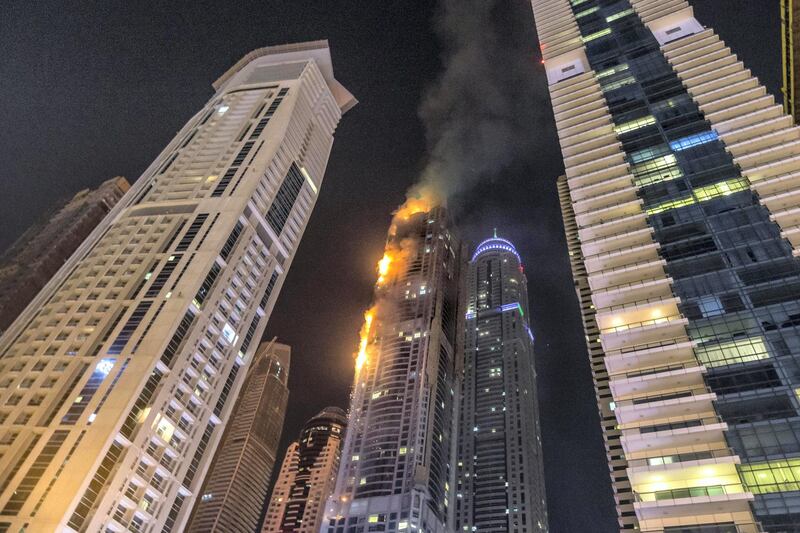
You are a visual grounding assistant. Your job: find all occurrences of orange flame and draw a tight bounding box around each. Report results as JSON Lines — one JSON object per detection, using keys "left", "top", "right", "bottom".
{"left": 355, "top": 310, "right": 374, "bottom": 372}
{"left": 376, "top": 253, "right": 392, "bottom": 285}
{"left": 392, "top": 183, "right": 441, "bottom": 223}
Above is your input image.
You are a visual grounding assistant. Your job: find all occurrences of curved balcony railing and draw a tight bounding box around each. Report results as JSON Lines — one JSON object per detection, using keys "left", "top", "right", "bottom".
{"left": 622, "top": 362, "right": 698, "bottom": 379}
{"left": 614, "top": 388, "right": 709, "bottom": 409}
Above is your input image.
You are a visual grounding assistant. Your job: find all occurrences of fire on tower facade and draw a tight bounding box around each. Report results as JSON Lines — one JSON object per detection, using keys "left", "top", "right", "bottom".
{"left": 535, "top": 0, "right": 800, "bottom": 530}
{"left": 322, "top": 206, "right": 464, "bottom": 533}
{"left": 0, "top": 41, "right": 353, "bottom": 531}
{"left": 456, "top": 235, "right": 548, "bottom": 532}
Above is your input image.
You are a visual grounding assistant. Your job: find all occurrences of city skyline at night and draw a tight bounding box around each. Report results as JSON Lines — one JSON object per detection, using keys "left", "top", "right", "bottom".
{"left": 0, "top": 0, "right": 786, "bottom": 531}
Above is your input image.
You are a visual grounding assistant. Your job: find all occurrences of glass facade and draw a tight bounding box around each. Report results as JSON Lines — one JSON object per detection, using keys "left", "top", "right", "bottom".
{"left": 564, "top": 0, "right": 800, "bottom": 529}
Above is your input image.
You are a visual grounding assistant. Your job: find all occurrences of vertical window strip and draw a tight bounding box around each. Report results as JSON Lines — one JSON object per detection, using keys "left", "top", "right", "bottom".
{"left": 265, "top": 163, "right": 305, "bottom": 235}
{"left": 144, "top": 254, "right": 183, "bottom": 298}
{"left": 220, "top": 221, "right": 245, "bottom": 261}
{"left": 214, "top": 364, "right": 240, "bottom": 417}
{"left": 176, "top": 214, "right": 209, "bottom": 252}
{"left": 260, "top": 271, "right": 281, "bottom": 311}
{"left": 67, "top": 441, "right": 124, "bottom": 531}
{"left": 61, "top": 359, "right": 118, "bottom": 425}
{"left": 0, "top": 435, "right": 42, "bottom": 494}
{"left": 2, "top": 430, "right": 69, "bottom": 515}
{"left": 119, "top": 369, "right": 164, "bottom": 441}
{"left": 193, "top": 263, "right": 222, "bottom": 308}
{"left": 160, "top": 310, "right": 197, "bottom": 369}
{"left": 107, "top": 301, "right": 153, "bottom": 355}
{"left": 31, "top": 431, "right": 87, "bottom": 516}
{"left": 40, "top": 364, "right": 90, "bottom": 426}
{"left": 183, "top": 422, "right": 215, "bottom": 486}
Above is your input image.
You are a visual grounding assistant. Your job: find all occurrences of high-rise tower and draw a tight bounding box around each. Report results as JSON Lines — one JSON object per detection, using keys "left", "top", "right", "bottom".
{"left": 535, "top": 0, "right": 800, "bottom": 530}
{"left": 0, "top": 177, "right": 130, "bottom": 334}
{"left": 322, "top": 206, "right": 464, "bottom": 533}
{"left": 187, "top": 341, "right": 290, "bottom": 532}
{"left": 0, "top": 41, "right": 353, "bottom": 532}
{"left": 456, "top": 235, "right": 548, "bottom": 532}
{"left": 263, "top": 406, "right": 347, "bottom": 533}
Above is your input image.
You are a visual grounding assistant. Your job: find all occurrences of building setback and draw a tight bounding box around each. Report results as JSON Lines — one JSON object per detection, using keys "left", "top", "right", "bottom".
{"left": 534, "top": 0, "right": 800, "bottom": 530}
{"left": 187, "top": 341, "right": 290, "bottom": 532}
{"left": 0, "top": 177, "right": 130, "bottom": 334}
{"left": 263, "top": 406, "right": 347, "bottom": 533}
{"left": 456, "top": 235, "right": 548, "bottom": 532}
{"left": 0, "top": 40, "right": 353, "bottom": 532}
{"left": 323, "top": 206, "right": 464, "bottom": 533}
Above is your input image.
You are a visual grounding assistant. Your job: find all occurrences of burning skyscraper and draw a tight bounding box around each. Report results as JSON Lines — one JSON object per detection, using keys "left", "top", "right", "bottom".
{"left": 322, "top": 201, "right": 464, "bottom": 533}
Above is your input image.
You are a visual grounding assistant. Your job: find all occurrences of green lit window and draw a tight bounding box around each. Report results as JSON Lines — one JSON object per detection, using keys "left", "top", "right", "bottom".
{"left": 570, "top": 0, "right": 590, "bottom": 6}
{"left": 631, "top": 154, "right": 683, "bottom": 187}
{"left": 645, "top": 178, "right": 750, "bottom": 215}
{"left": 601, "top": 76, "right": 636, "bottom": 92}
{"left": 614, "top": 115, "right": 656, "bottom": 135}
{"left": 606, "top": 8, "right": 634, "bottom": 22}
{"left": 575, "top": 6, "right": 599, "bottom": 18}
{"left": 740, "top": 459, "right": 800, "bottom": 494}
{"left": 582, "top": 28, "right": 612, "bottom": 43}
{"left": 597, "top": 63, "right": 629, "bottom": 79}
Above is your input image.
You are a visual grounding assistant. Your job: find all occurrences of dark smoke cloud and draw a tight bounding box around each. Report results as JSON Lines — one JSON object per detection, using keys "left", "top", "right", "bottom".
{"left": 414, "top": 0, "right": 552, "bottom": 209}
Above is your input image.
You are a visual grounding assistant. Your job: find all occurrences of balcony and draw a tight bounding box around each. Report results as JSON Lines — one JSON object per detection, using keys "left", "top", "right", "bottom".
{"left": 634, "top": 485, "right": 753, "bottom": 521}
{"left": 597, "top": 296, "right": 681, "bottom": 334}
{"left": 615, "top": 390, "right": 716, "bottom": 425}
{"left": 581, "top": 226, "right": 654, "bottom": 258}
{"left": 567, "top": 161, "right": 629, "bottom": 189}
{"left": 609, "top": 363, "right": 706, "bottom": 399}
{"left": 584, "top": 241, "right": 659, "bottom": 274}
{"left": 588, "top": 257, "right": 667, "bottom": 291}
{"left": 579, "top": 210, "right": 649, "bottom": 243}
{"left": 601, "top": 315, "right": 689, "bottom": 352}
{"left": 622, "top": 417, "right": 728, "bottom": 455}
{"left": 630, "top": 454, "right": 742, "bottom": 499}
{"left": 575, "top": 197, "right": 643, "bottom": 228}
{"left": 573, "top": 185, "right": 639, "bottom": 216}
{"left": 569, "top": 173, "right": 633, "bottom": 203}
{"left": 604, "top": 338, "right": 698, "bottom": 375}
{"left": 593, "top": 276, "right": 674, "bottom": 310}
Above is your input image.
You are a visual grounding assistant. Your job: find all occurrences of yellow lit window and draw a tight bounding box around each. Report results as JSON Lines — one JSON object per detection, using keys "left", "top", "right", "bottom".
{"left": 614, "top": 115, "right": 656, "bottom": 135}
{"left": 606, "top": 8, "right": 634, "bottom": 22}
{"left": 694, "top": 337, "right": 768, "bottom": 368}
{"left": 582, "top": 28, "right": 612, "bottom": 43}
{"left": 575, "top": 6, "right": 599, "bottom": 18}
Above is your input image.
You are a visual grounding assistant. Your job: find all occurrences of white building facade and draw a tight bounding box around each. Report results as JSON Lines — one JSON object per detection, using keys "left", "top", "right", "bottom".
{"left": 0, "top": 40, "right": 353, "bottom": 532}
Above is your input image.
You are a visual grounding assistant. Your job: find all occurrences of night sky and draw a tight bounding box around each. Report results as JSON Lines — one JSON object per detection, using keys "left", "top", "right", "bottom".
{"left": 0, "top": 1, "right": 780, "bottom": 531}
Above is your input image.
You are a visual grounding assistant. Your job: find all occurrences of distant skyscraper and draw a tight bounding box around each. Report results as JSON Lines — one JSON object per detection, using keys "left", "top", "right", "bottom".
{"left": 0, "top": 177, "right": 130, "bottom": 334}
{"left": 263, "top": 406, "right": 347, "bottom": 533}
{"left": 323, "top": 206, "right": 464, "bottom": 533}
{"left": 456, "top": 235, "right": 548, "bottom": 532}
{"left": 535, "top": 0, "right": 800, "bottom": 530}
{"left": 0, "top": 41, "right": 353, "bottom": 532}
{"left": 782, "top": 0, "right": 800, "bottom": 123}
{"left": 187, "top": 341, "right": 290, "bottom": 532}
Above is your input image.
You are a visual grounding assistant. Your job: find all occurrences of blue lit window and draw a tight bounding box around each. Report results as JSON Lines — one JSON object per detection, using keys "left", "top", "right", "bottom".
{"left": 669, "top": 131, "right": 719, "bottom": 152}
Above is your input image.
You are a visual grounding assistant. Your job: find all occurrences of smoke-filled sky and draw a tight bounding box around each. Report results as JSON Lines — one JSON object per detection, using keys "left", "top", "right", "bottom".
{"left": 0, "top": 0, "right": 780, "bottom": 531}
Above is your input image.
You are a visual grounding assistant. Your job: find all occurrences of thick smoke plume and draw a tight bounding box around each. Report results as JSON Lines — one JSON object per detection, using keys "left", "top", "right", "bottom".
{"left": 400, "top": 0, "right": 547, "bottom": 212}
{"left": 356, "top": 0, "right": 546, "bottom": 371}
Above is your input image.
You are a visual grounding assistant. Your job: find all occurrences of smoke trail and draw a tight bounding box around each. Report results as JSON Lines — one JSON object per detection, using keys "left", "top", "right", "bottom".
{"left": 404, "top": 0, "right": 548, "bottom": 210}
